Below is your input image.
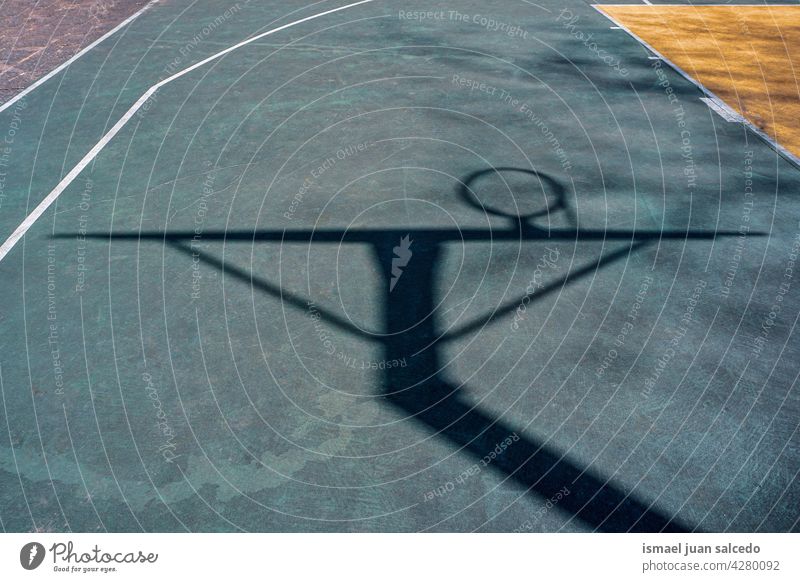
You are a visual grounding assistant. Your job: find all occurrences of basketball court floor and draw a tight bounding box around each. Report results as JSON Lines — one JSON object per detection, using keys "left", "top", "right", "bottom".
{"left": 0, "top": 0, "right": 798, "bottom": 532}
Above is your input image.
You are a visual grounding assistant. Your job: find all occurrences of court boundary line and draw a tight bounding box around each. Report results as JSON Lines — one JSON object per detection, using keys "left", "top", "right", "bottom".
{"left": 699, "top": 97, "right": 744, "bottom": 124}
{"left": 592, "top": 4, "right": 800, "bottom": 170}
{"left": 0, "top": 0, "right": 376, "bottom": 263}
{"left": 0, "top": 0, "right": 160, "bottom": 115}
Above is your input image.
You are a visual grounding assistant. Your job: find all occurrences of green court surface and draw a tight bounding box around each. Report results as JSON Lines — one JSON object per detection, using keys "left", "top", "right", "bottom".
{"left": 0, "top": 0, "right": 798, "bottom": 532}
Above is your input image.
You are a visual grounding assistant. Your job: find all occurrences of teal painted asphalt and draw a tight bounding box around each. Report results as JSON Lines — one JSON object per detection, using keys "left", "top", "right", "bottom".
{"left": 0, "top": 0, "right": 798, "bottom": 532}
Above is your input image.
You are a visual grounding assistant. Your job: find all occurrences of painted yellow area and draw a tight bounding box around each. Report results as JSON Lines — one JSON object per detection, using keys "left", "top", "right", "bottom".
{"left": 597, "top": 5, "right": 800, "bottom": 160}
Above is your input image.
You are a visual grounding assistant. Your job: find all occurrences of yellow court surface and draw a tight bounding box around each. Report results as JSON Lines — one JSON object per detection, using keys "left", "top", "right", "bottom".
{"left": 597, "top": 4, "right": 800, "bottom": 162}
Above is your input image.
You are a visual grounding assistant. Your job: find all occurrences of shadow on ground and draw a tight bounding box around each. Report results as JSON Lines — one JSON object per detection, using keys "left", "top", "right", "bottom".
{"left": 59, "top": 167, "right": 755, "bottom": 532}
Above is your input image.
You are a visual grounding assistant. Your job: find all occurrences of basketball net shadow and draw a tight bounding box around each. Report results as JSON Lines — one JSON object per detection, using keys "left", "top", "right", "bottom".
{"left": 76, "top": 168, "right": 751, "bottom": 532}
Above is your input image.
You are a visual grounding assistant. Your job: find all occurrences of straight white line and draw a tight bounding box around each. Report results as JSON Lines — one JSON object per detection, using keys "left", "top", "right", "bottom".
{"left": 0, "top": 0, "right": 376, "bottom": 262}
{"left": 0, "top": 0, "right": 159, "bottom": 115}
{"left": 0, "top": 88, "right": 157, "bottom": 259}
{"left": 700, "top": 97, "right": 745, "bottom": 123}
{"left": 592, "top": 4, "right": 800, "bottom": 170}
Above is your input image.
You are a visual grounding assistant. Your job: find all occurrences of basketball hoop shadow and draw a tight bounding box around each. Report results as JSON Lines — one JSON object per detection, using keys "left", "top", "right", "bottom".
{"left": 73, "top": 168, "right": 752, "bottom": 531}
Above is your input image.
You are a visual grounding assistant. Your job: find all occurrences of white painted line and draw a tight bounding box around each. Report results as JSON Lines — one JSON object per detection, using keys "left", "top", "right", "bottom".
{"left": 592, "top": 4, "right": 800, "bottom": 170}
{"left": 156, "top": 0, "right": 374, "bottom": 88}
{"left": 0, "top": 0, "right": 376, "bottom": 262}
{"left": 700, "top": 97, "right": 745, "bottom": 123}
{"left": 0, "top": 0, "right": 159, "bottom": 115}
{"left": 0, "top": 88, "right": 157, "bottom": 259}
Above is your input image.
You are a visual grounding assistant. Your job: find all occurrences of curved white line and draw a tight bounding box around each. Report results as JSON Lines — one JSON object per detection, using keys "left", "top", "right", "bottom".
{"left": 0, "top": 0, "right": 160, "bottom": 116}
{"left": 0, "top": 0, "right": 376, "bottom": 262}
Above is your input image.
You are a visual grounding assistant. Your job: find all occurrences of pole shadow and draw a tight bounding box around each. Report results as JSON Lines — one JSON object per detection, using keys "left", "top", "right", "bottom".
{"left": 62, "top": 167, "right": 756, "bottom": 531}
